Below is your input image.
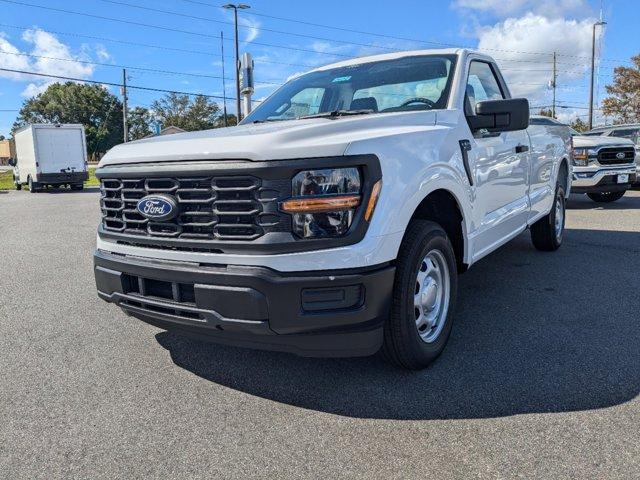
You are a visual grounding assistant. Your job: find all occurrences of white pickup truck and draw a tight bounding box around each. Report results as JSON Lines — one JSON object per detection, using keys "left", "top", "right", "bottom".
{"left": 94, "top": 49, "right": 572, "bottom": 369}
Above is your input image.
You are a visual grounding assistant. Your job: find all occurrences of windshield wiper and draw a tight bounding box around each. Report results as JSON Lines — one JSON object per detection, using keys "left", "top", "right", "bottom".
{"left": 298, "top": 109, "right": 375, "bottom": 120}
{"left": 251, "top": 118, "right": 288, "bottom": 124}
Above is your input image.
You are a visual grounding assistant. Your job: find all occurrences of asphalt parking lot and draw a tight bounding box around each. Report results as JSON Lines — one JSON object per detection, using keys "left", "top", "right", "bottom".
{"left": 1, "top": 188, "right": 639, "bottom": 479}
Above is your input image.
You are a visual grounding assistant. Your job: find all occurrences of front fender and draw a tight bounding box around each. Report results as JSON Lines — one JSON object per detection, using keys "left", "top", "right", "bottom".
{"left": 345, "top": 127, "right": 474, "bottom": 264}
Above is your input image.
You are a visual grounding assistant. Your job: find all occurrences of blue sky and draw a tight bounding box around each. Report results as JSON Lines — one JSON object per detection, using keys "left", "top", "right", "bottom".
{"left": 0, "top": 0, "right": 638, "bottom": 137}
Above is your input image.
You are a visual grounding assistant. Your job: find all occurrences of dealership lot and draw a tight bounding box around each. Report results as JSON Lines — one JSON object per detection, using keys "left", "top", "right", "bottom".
{"left": 1, "top": 189, "right": 639, "bottom": 479}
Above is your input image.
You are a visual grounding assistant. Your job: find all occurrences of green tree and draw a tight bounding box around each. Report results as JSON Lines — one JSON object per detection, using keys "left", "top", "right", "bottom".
{"left": 570, "top": 117, "right": 589, "bottom": 132}
{"left": 128, "top": 106, "right": 153, "bottom": 140}
{"left": 151, "top": 93, "right": 221, "bottom": 131}
{"left": 12, "top": 82, "right": 123, "bottom": 154}
{"left": 602, "top": 53, "right": 640, "bottom": 124}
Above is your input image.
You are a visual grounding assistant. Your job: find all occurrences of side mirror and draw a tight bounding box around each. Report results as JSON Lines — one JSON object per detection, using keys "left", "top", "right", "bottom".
{"left": 8, "top": 158, "right": 16, "bottom": 167}
{"left": 468, "top": 98, "right": 530, "bottom": 132}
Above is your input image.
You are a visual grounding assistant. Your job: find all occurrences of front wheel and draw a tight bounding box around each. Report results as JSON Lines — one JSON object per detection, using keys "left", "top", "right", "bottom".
{"left": 382, "top": 220, "right": 458, "bottom": 370}
{"left": 531, "top": 184, "right": 565, "bottom": 251}
{"left": 587, "top": 191, "right": 625, "bottom": 203}
{"left": 14, "top": 177, "right": 22, "bottom": 191}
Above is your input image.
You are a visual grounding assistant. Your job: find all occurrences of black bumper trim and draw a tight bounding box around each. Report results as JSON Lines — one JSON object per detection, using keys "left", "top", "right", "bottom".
{"left": 37, "top": 171, "right": 88, "bottom": 184}
{"left": 94, "top": 250, "right": 394, "bottom": 357}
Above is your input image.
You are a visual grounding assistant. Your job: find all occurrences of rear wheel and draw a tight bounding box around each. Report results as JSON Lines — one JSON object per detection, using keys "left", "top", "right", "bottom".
{"left": 531, "top": 184, "right": 565, "bottom": 251}
{"left": 28, "top": 176, "right": 38, "bottom": 193}
{"left": 382, "top": 220, "right": 458, "bottom": 370}
{"left": 587, "top": 191, "right": 625, "bottom": 203}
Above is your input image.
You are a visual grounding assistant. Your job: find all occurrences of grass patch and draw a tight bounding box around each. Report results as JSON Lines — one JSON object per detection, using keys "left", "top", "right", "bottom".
{"left": 0, "top": 166, "right": 99, "bottom": 190}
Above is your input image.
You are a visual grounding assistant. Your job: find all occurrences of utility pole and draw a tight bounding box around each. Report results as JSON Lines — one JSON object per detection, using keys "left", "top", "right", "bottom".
{"left": 552, "top": 52, "right": 557, "bottom": 118}
{"left": 122, "top": 68, "right": 128, "bottom": 143}
{"left": 220, "top": 31, "right": 229, "bottom": 127}
{"left": 222, "top": 4, "right": 250, "bottom": 123}
{"left": 589, "top": 21, "right": 606, "bottom": 130}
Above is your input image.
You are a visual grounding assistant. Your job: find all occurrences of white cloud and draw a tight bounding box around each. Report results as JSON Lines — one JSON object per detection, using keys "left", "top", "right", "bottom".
{"left": 476, "top": 14, "right": 599, "bottom": 102}
{"left": 95, "top": 44, "right": 112, "bottom": 62}
{"left": 0, "top": 29, "right": 109, "bottom": 96}
{"left": 454, "top": 0, "right": 588, "bottom": 18}
{"left": 238, "top": 16, "right": 260, "bottom": 44}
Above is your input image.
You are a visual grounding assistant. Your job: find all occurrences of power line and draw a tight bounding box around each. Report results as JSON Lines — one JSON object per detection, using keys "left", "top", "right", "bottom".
{"left": 0, "top": 48, "right": 281, "bottom": 85}
{"left": 4, "top": 0, "right": 629, "bottom": 67}
{"left": 0, "top": 23, "right": 320, "bottom": 69}
{"left": 97, "top": 0, "right": 403, "bottom": 53}
{"left": 0, "top": 0, "right": 350, "bottom": 59}
{"left": 0, "top": 67, "right": 238, "bottom": 100}
{"left": 177, "top": 0, "right": 631, "bottom": 65}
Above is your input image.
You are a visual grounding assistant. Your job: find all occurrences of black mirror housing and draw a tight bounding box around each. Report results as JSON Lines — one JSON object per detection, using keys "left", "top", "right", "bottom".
{"left": 469, "top": 98, "right": 530, "bottom": 132}
{"left": 8, "top": 158, "right": 16, "bottom": 167}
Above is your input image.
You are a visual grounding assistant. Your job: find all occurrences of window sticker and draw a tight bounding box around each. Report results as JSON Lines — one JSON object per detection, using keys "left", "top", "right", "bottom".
{"left": 332, "top": 76, "right": 352, "bottom": 83}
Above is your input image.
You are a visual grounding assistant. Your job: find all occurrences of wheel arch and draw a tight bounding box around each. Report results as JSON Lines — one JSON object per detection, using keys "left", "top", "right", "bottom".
{"left": 557, "top": 156, "right": 570, "bottom": 193}
{"left": 406, "top": 188, "right": 469, "bottom": 273}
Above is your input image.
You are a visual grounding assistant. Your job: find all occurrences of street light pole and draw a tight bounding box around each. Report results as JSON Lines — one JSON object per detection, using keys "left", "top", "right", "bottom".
{"left": 588, "top": 21, "right": 606, "bottom": 130}
{"left": 222, "top": 3, "right": 250, "bottom": 123}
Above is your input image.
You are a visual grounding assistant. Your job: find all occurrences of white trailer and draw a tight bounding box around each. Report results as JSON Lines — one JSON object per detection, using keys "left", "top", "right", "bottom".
{"left": 11, "top": 124, "right": 88, "bottom": 192}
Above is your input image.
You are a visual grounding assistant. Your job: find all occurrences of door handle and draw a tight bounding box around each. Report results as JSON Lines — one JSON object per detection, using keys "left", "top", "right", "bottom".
{"left": 515, "top": 144, "right": 529, "bottom": 153}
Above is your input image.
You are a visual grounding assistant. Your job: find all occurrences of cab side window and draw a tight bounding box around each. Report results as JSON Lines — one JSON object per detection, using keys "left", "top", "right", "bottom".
{"left": 465, "top": 61, "right": 505, "bottom": 116}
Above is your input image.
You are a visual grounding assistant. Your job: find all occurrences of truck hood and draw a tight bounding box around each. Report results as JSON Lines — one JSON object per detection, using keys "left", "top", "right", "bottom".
{"left": 98, "top": 111, "right": 438, "bottom": 167}
{"left": 572, "top": 135, "right": 635, "bottom": 148}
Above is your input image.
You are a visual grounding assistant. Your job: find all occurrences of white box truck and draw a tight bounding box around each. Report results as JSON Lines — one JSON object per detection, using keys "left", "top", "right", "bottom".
{"left": 10, "top": 124, "right": 89, "bottom": 192}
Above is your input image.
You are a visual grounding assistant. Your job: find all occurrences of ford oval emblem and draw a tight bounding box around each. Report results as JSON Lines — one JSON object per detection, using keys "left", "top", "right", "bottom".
{"left": 616, "top": 152, "right": 626, "bottom": 160}
{"left": 136, "top": 194, "right": 178, "bottom": 221}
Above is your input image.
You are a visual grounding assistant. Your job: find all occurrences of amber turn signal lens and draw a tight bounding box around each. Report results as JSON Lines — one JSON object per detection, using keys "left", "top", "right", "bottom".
{"left": 364, "top": 180, "right": 382, "bottom": 222}
{"left": 280, "top": 195, "right": 361, "bottom": 213}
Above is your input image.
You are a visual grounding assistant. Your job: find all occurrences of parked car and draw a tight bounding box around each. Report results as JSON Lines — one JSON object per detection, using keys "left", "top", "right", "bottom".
{"left": 10, "top": 124, "right": 89, "bottom": 192}
{"left": 530, "top": 116, "right": 637, "bottom": 202}
{"left": 584, "top": 124, "right": 640, "bottom": 185}
{"left": 94, "top": 49, "right": 572, "bottom": 369}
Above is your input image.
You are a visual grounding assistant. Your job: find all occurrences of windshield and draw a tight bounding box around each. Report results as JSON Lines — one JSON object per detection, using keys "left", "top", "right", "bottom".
{"left": 242, "top": 55, "right": 457, "bottom": 124}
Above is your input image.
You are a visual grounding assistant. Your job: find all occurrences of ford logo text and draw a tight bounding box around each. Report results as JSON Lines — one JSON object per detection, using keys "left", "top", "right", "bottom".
{"left": 136, "top": 195, "right": 178, "bottom": 221}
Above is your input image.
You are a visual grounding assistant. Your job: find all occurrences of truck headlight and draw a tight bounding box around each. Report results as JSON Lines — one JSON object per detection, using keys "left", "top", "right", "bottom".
{"left": 280, "top": 167, "right": 363, "bottom": 238}
{"left": 573, "top": 148, "right": 597, "bottom": 166}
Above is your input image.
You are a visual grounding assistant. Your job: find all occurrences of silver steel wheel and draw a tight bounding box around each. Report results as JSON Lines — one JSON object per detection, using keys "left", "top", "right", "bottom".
{"left": 554, "top": 194, "right": 564, "bottom": 240}
{"left": 413, "top": 249, "right": 451, "bottom": 343}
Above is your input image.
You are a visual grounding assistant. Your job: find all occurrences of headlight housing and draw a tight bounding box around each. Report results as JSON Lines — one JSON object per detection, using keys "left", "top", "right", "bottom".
{"left": 573, "top": 148, "right": 597, "bottom": 166}
{"left": 280, "top": 167, "right": 365, "bottom": 239}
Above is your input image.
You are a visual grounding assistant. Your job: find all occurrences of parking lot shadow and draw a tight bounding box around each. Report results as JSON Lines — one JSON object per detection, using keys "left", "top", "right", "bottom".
{"left": 567, "top": 192, "right": 640, "bottom": 210}
{"left": 156, "top": 228, "right": 640, "bottom": 420}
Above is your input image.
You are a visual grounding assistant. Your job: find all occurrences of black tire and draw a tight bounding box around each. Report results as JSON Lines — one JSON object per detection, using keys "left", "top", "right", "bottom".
{"left": 531, "top": 184, "right": 565, "bottom": 251}
{"left": 14, "top": 177, "right": 21, "bottom": 191}
{"left": 587, "top": 191, "right": 625, "bottom": 203}
{"left": 382, "top": 220, "right": 458, "bottom": 370}
{"left": 28, "top": 176, "right": 38, "bottom": 193}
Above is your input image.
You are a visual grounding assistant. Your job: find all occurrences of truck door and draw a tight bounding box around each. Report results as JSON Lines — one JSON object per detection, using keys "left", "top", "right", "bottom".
{"left": 464, "top": 60, "right": 530, "bottom": 259}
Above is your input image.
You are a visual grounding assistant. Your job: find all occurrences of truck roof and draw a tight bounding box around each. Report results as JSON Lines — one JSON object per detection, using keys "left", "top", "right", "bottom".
{"left": 13, "top": 123, "right": 85, "bottom": 135}
{"left": 312, "top": 48, "right": 487, "bottom": 72}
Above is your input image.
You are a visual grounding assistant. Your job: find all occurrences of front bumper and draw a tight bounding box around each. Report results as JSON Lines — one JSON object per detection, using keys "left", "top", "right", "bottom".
{"left": 571, "top": 166, "right": 636, "bottom": 194}
{"left": 94, "top": 250, "right": 395, "bottom": 357}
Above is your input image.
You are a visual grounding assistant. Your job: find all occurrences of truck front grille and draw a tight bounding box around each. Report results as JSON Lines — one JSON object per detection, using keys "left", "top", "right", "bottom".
{"left": 598, "top": 147, "right": 636, "bottom": 165}
{"left": 100, "top": 176, "right": 283, "bottom": 242}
